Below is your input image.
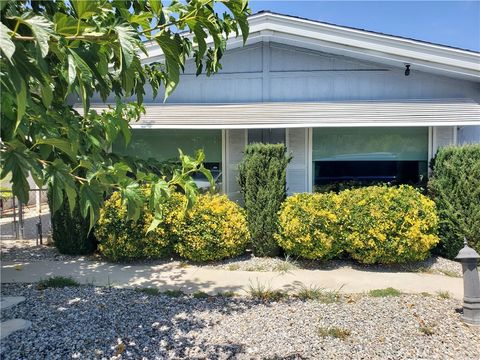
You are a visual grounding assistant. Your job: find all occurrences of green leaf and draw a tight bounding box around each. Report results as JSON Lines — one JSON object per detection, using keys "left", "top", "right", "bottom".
{"left": 0, "top": 23, "right": 15, "bottom": 62}
{"left": 115, "top": 24, "right": 138, "bottom": 69}
{"left": 8, "top": 64, "right": 27, "bottom": 133}
{"left": 0, "top": 143, "right": 32, "bottom": 203}
{"left": 64, "top": 184, "right": 77, "bottom": 216}
{"left": 120, "top": 182, "right": 144, "bottom": 220}
{"left": 15, "top": 75, "right": 26, "bottom": 132}
{"left": 146, "top": 217, "right": 162, "bottom": 233}
{"left": 41, "top": 83, "right": 53, "bottom": 108}
{"left": 54, "top": 13, "right": 82, "bottom": 36}
{"left": 0, "top": 1, "right": 10, "bottom": 11}
{"left": 149, "top": 179, "right": 170, "bottom": 211}
{"left": 45, "top": 159, "right": 76, "bottom": 213}
{"left": 154, "top": 31, "right": 181, "bottom": 99}
{"left": 69, "top": 49, "right": 93, "bottom": 114}
{"left": 117, "top": 117, "right": 131, "bottom": 146}
{"left": 220, "top": 0, "right": 250, "bottom": 43}
{"left": 71, "top": 0, "right": 99, "bottom": 20}
{"left": 198, "top": 165, "right": 215, "bottom": 192}
{"left": 67, "top": 54, "right": 76, "bottom": 86}
{"left": 69, "top": 50, "right": 93, "bottom": 84}
{"left": 149, "top": 0, "right": 162, "bottom": 16}
{"left": 37, "top": 138, "right": 77, "bottom": 160}
{"left": 79, "top": 183, "right": 102, "bottom": 232}
{"left": 21, "top": 15, "right": 53, "bottom": 58}
{"left": 129, "top": 13, "right": 152, "bottom": 32}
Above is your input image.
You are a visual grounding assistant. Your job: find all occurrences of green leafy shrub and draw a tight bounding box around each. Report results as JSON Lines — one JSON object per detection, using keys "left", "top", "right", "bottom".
{"left": 428, "top": 144, "right": 480, "bottom": 258}
{"left": 238, "top": 143, "right": 291, "bottom": 257}
{"left": 37, "top": 276, "right": 79, "bottom": 290}
{"left": 49, "top": 189, "right": 97, "bottom": 255}
{"left": 314, "top": 180, "right": 385, "bottom": 194}
{"left": 275, "top": 193, "right": 342, "bottom": 260}
{"left": 342, "top": 185, "right": 439, "bottom": 264}
{"left": 275, "top": 186, "right": 439, "bottom": 264}
{"left": 174, "top": 194, "right": 249, "bottom": 262}
{"left": 368, "top": 287, "right": 402, "bottom": 297}
{"left": 95, "top": 188, "right": 184, "bottom": 262}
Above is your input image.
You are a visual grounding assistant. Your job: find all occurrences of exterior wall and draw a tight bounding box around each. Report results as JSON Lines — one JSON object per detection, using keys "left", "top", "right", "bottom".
{"left": 431, "top": 126, "right": 456, "bottom": 157}
{"left": 93, "top": 41, "right": 479, "bottom": 196}
{"left": 286, "top": 128, "right": 309, "bottom": 194}
{"left": 225, "top": 129, "right": 247, "bottom": 202}
{"left": 458, "top": 126, "right": 480, "bottom": 144}
{"left": 93, "top": 42, "right": 480, "bottom": 104}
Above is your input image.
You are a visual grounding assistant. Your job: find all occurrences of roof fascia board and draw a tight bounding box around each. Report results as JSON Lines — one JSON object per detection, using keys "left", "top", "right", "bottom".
{"left": 265, "top": 32, "right": 480, "bottom": 80}
{"left": 143, "top": 12, "right": 480, "bottom": 81}
{"left": 250, "top": 12, "right": 479, "bottom": 64}
{"left": 131, "top": 121, "right": 480, "bottom": 129}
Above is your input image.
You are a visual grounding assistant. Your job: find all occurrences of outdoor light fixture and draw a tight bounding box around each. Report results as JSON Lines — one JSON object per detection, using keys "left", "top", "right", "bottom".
{"left": 404, "top": 64, "right": 411, "bottom": 76}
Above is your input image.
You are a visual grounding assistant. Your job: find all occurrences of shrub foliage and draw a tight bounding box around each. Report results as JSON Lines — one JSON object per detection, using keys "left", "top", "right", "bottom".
{"left": 276, "top": 186, "right": 439, "bottom": 264}
{"left": 276, "top": 193, "right": 342, "bottom": 260}
{"left": 238, "top": 143, "right": 291, "bottom": 257}
{"left": 95, "top": 188, "right": 184, "bottom": 262}
{"left": 174, "top": 194, "right": 250, "bottom": 262}
{"left": 95, "top": 190, "right": 249, "bottom": 263}
{"left": 428, "top": 144, "right": 480, "bottom": 258}
{"left": 341, "top": 186, "right": 439, "bottom": 264}
{"left": 341, "top": 185, "right": 438, "bottom": 264}
{"left": 49, "top": 188, "right": 96, "bottom": 255}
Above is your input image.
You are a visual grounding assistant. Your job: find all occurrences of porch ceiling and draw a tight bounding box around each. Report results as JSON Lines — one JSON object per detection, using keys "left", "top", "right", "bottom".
{"left": 79, "top": 98, "right": 480, "bottom": 129}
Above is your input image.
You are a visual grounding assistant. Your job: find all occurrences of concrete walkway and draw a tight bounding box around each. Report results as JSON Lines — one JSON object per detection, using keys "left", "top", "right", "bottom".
{"left": 1, "top": 259, "right": 464, "bottom": 299}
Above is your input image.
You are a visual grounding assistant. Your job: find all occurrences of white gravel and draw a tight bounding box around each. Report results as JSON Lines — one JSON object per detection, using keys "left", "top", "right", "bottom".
{"left": 205, "top": 254, "right": 464, "bottom": 278}
{"left": 0, "top": 241, "right": 81, "bottom": 262}
{"left": 1, "top": 283, "right": 479, "bottom": 359}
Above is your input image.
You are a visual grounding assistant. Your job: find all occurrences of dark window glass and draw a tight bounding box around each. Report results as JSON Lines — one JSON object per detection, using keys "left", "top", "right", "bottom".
{"left": 248, "top": 129, "right": 285, "bottom": 144}
{"left": 313, "top": 160, "right": 427, "bottom": 187}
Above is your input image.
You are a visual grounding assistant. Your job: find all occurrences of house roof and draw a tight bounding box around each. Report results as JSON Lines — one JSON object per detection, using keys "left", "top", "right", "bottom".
{"left": 142, "top": 11, "right": 480, "bottom": 82}
{"left": 80, "top": 99, "right": 480, "bottom": 129}
{"left": 252, "top": 10, "right": 479, "bottom": 54}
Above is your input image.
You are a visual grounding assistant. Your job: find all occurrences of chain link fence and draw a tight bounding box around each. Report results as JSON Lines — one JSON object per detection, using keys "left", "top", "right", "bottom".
{"left": 0, "top": 189, "right": 51, "bottom": 243}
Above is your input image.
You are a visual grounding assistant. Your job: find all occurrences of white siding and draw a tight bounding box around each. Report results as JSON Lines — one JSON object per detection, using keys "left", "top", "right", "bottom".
{"left": 432, "top": 126, "right": 456, "bottom": 156}
{"left": 286, "top": 128, "right": 308, "bottom": 194}
{"left": 458, "top": 126, "right": 480, "bottom": 144}
{"left": 92, "top": 42, "right": 480, "bottom": 104}
{"left": 225, "top": 129, "right": 246, "bottom": 202}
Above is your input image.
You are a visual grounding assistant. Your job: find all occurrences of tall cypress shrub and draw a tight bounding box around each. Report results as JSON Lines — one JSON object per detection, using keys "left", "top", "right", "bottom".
{"left": 428, "top": 144, "right": 480, "bottom": 259}
{"left": 48, "top": 189, "right": 97, "bottom": 255}
{"left": 238, "top": 143, "right": 291, "bottom": 257}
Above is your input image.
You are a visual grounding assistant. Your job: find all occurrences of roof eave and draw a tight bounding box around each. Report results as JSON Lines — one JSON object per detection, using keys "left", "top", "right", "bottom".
{"left": 142, "top": 11, "right": 480, "bottom": 82}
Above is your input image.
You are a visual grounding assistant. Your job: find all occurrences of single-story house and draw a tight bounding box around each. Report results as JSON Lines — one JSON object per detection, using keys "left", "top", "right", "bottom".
{"left": 87, "top": 11, "right": 480, "bottom": 200}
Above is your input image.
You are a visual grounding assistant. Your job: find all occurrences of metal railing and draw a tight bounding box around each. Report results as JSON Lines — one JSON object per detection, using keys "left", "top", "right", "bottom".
{"left": 1, "top": 189, "right": 51, "bottom": 244}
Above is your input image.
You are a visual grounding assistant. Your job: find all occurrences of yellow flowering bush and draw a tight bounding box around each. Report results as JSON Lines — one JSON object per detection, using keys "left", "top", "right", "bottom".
{"left": 275, "top": 193, "right": 343, "bottom": 260}
{"left": 174, "top": 194, "right": 250, "bottom": 262}
{"left": 95, "top": 188, "right": 185, "bottom": 262}
{"left": 341, "top": 185, "right": 439, "bottom": 264}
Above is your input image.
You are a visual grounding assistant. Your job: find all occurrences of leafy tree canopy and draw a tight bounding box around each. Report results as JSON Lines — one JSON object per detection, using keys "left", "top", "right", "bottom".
{"left": 0, "top": 0, "right": 250, "bottom": 230}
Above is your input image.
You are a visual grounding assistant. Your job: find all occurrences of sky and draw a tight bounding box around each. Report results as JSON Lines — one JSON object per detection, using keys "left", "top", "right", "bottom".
{"left": 247, "top": 1, "right": 480, "bottom": 51}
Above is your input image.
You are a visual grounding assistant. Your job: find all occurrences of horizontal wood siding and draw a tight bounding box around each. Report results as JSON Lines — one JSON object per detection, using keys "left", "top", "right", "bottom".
{"left": 432, "top": 126, "right": 455, "bottom": 156}
{"left": 225, "top": 129, "right": 246, "bottom": 203}
{"left": 286, "top": 128, "right": 308, "bottom": 194}
{"left": 91, "top": 42, "right": 479, "bottom": 104}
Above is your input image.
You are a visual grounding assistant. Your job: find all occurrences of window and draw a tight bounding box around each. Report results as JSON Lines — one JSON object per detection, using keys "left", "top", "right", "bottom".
{"left": 113, "top": 129, "right": 223, "bottom": 189}
{"left": 312, "top": 127, "right": 428, "bottom": 187}
{"left": 248, "top": 129, "right": 285, "bottom": 144}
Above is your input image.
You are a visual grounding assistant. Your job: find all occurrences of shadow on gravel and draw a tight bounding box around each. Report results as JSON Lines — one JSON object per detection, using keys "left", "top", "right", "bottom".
{"left": 0, "top": 282, "right": 252, "bottom": 359}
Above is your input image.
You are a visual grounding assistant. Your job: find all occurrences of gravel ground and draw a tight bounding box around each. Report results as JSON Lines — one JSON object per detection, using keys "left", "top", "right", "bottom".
{"left": 0, "top": 241, "right": 84, "bottom": 262}
{"left": 204, "top": 254, "right": 464, "bottom": 278}
{"left": 1, "top": 283, "right": 479, "bottom": 359}
{"left": 1, "top": 240, "right": 464, "bottom": 277}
